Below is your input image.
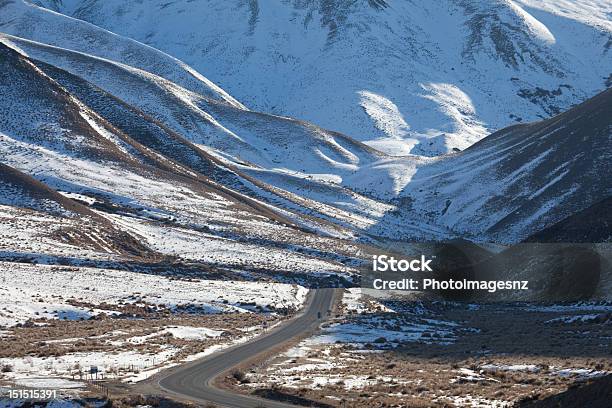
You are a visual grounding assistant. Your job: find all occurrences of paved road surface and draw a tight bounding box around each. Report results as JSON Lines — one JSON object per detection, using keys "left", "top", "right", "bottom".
{"left": 157, "top": 288, "right": 337, "bottom": 408}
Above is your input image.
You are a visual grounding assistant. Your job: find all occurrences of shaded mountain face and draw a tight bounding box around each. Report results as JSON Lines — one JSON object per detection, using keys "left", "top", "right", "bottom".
{"left": 372, "top": 88, "right": 612, "bottom": 243}
{"left": 25, "top": 0, "right": 612, "bottom": 156}
{"left": 463, "top": 243, "right": 606, "bottom": 302}
{"left": 525, "top": 198, "right": 612, "bottom": 243}
{"left": 516, "top": 374, "right": 612, "bottom": 408}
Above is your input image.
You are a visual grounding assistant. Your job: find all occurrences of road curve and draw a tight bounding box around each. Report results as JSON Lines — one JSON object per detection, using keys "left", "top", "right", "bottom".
{"left": 157, "top": 288, "right": 337, "bottom": 408}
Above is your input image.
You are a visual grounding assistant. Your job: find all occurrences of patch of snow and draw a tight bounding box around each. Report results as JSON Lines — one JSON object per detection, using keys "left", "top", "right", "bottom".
{"left": 0, "top": 262, "right": 309, "bottom": 327}
{"left": 481, "top": 364, "right": 540, "bottom": 372}
{"left": 439, "top": 395, "right": 511, "bottom": 408}
{"left": 545, "top": 314, "right": 608, "bottom": 324}
{"left": 552, "top": 367, "right": 608, "bottom": 379}
{"left": 13, "top": 378, "right": 84, "bottom": 389}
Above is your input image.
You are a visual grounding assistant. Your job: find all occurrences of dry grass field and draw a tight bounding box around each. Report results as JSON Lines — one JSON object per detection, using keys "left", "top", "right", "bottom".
{"left": 229, "top": 290, "right": 612, "bottom": 407}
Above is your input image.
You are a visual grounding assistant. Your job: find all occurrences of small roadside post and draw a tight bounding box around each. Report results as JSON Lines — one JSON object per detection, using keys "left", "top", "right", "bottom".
{"left": 90, "top": 365, "right": 99, "bottom": 380}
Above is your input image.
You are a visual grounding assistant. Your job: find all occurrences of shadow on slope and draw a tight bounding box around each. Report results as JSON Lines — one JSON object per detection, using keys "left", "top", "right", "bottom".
{"left": 0, "top": 163, "right": 150, "bottom": 257}
{"left": 369, "top": 87, "right": 612, "bottom": 243}
{"left": 517, "top": 375, "right": 612, "bottom": 408}
{"left": 525, "top": 197, "right": 612, "bottom": 243}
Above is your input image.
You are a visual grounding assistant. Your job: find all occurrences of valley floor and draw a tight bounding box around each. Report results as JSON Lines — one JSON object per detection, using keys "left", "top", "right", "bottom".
{"left": 0, "top": 279, "right": 610, "bottom": 407}
{"left": 0, "top": 261, "right": 306, "bottom": 400}
{"left": 228, "top": 289, "right": 612, "bottom": 407}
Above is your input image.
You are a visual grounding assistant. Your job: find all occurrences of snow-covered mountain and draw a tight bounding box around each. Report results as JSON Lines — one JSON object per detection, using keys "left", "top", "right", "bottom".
{"left": 0, "top": 0, "right": 610, "bottom": 280}
{"left": 0, "top": 39, "right": 372, "bottom": 279}
{"left": 0, "top": 4, "right": 610, "bottom": 398}
{"left": 371, "top": 88, "right": 612, "bottom": 243}
{"left": 25, "top": 0, "right": 612, "bottom": 156}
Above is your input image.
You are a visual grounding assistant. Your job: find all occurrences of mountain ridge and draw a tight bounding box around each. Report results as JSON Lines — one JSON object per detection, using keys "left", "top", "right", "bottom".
{"left": 24, "top": 0, "right": 612, "bottom": 156}
{"left": 0, "top": 0, "right": 610, "bottom": 280}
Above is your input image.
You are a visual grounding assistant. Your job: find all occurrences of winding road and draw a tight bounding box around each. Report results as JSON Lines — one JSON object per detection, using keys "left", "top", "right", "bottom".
{"left": 153, "top": 288, "right": 338, "bottom": 408}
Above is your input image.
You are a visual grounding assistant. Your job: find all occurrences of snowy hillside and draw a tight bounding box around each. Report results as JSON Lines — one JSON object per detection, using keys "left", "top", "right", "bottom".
{"left": 0, "top": 0, "right": 610, "bottom": 253}
{"left": 370, "top": 88, "right": 612, "bottom": 243}
{"left": 3, "top": 0, "right": 243, "bottom": 108}
{"left": 26, "top": 0, "right": 612, "bottom": 156}
{"left": 1, "top": 3, "right": 610, "bottom": 400}
{"left": 0, "top": 40, "right": 370, "bottom": 279}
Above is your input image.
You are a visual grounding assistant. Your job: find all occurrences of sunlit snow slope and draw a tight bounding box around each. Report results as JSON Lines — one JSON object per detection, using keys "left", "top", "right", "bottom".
{"left": 0, "top": 40, "right": 373, "bottom": 280}
{"left": 27, "top": 0, "right": 612, "bottom": 156}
